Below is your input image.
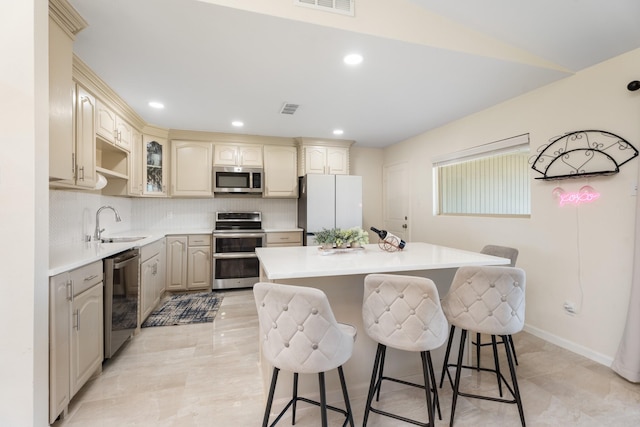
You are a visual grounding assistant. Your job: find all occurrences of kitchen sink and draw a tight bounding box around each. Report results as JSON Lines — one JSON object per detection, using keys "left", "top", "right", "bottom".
{"left": 100, "top": 236, "right": 146, "bottom": 243}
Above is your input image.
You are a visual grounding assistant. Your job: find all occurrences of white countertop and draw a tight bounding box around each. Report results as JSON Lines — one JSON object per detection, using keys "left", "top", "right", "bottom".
{"left": 256, "top": 242, "right": 510, "bottom": 280}
{"left": 49, "top": 229, "right": 210, "bottom": 276}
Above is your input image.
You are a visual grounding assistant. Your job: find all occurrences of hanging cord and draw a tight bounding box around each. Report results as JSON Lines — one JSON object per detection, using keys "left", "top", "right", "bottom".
{"left": 572, "top": 201, "right": 585, "bottom": 314}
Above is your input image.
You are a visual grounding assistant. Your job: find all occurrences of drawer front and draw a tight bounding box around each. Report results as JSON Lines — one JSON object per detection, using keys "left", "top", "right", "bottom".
{"left": 266, "top": 231, "right": 302, "bottom": 246}
{"left": 188, "top": 234, "right": 211, "bottom": 246}
{"left": 141, "top": 238, "right": 165, "bottom": 262}
{"left": 70, "top": 260, "right": 103, "bottom": 296}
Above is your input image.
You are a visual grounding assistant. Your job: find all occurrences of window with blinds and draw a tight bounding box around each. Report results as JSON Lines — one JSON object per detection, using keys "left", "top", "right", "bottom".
{"left": 433, "top": 134, "right": 531, "bottom": 217}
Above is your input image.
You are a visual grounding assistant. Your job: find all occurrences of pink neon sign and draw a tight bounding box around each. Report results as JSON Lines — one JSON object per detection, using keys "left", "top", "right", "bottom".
{"left": 553, "top": 186, "right": 600, "bottom": 206}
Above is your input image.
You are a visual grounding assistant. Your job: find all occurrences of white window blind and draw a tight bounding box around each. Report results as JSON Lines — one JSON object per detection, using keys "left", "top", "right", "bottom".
{"left": 433, "top": 134, "right": 530, "bottom": 216}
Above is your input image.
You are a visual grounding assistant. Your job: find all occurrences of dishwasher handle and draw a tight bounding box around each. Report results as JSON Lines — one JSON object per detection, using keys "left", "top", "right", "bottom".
{"left": 112, "top": 251, "right": 140, "bottom": 270}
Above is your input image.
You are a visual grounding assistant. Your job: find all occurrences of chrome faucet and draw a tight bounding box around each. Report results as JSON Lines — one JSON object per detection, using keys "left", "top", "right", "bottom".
{"left": 94, "top": 206, "right": 122, "bottom": 241}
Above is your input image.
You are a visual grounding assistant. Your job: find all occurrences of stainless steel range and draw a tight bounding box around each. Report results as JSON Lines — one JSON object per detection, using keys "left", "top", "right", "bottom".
{"left": 212, "top": 211, "right": 265, "bottom": 289}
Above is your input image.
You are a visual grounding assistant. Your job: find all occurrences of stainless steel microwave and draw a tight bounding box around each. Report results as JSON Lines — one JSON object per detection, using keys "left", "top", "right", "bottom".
{"left": 213, "top": 166, "right": 263, "bottom": 194}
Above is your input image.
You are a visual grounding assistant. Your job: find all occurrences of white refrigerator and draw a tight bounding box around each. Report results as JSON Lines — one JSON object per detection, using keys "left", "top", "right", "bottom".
{"left": 297, "top": 174, "right": 363, "bottom": 245}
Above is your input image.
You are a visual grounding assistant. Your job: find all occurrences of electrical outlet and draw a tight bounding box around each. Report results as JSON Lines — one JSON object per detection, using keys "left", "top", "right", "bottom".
{"left": 563, "top": 301, "right": 576, "bottom": 315}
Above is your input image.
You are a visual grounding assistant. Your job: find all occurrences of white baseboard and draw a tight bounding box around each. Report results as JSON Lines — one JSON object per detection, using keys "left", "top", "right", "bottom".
{"left": 523, "top": 324, "right": 613, "bottom": 367}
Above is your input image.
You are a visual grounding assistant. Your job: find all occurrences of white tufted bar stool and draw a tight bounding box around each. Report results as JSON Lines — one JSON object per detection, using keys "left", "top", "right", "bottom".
{"left": 253, "top": 282, "right": 356, "bottom": 427}
{"left": 362, "top": 274, "right": 449, "bottom": 427}
{"left": 473, "top": 245, "right": 520, "bottom": 369}
{"left": 439, "top": 266, "right": 526, "bottom": 427}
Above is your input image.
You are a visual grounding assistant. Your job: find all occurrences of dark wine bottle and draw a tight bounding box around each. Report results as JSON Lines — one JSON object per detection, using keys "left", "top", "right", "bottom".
{"left": 370, "top": 227, "right": 406, "bottom": 249}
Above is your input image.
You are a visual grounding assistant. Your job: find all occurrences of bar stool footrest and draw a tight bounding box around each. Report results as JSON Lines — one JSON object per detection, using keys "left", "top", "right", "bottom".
{"left": 269, "top": 396, "right": 351, "bottom": 427}
{"left": 368, "top": 376, "right": 438, "bottom": 427}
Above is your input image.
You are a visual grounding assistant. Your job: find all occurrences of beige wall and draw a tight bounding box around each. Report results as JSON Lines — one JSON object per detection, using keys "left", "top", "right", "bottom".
{"left": 383, "top": 48, "right": 640, "bottom": 364}
{"left": 0, "top": 0, "right": 50, "bottom": 425}
{"left": 351, "top": 146, "right": 384, "bottom": 235}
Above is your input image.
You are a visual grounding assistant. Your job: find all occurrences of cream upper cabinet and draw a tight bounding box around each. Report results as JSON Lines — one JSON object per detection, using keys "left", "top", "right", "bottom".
{"left": 49, "top": 0, "right": 86, "bottom": 183}
{"left": 303, "top": 146, "right": 349, "bottom": 175}
{"left": 263, "top": 145, "right": 298, "bottom": 198}
{"left": 96, "top": 100, "right": 132, "bottom": 152}
{"left": 214, "top": 143, "right": 263, "bottom": 167}
{"left": 74, "top": 86, "right": 98, "bottom": 188}
{"left": 128, "top": 128, "right": 143, "bottom": 196}
{"left": 49, "top": 13, "right": 75, "bottom": 182}
{"left": 96, "top": 100, "right": 117, "bottom": 144}
{"left": 296, "top": 138, "right": 353, "bottom": 176}
{"left": 49, "top": 82, "right": 97, "bottom": 190}
{"left": 115, "top": 116, "right": 133, "bottom": 152}
{"left": 142, "top": 135, "right": 168, "bottom": 196}
{"left": 170, "top": 140, "right": 213, "bottom": 197}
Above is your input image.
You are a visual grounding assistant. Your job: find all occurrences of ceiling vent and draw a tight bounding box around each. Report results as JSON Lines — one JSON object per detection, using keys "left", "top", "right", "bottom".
{"left": 280, "top": 103, "right": 300, "bottom": 115}
{"left": 294, "top": 0, "right": 355, "bottom": 16}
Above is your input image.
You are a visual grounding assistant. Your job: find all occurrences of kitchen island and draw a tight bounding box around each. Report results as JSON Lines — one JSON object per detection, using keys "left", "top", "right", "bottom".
{"left": 255, "top": 242, "right": 510, "bottom": 405}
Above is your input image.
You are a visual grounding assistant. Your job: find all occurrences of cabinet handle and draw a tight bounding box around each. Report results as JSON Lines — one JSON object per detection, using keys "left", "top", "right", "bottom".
{"left": 79, "top": 166, "right": 85, "bottom": 181}
{"left": 75, "top": 309, "right": 80, "bottom": 330}
{"left": 118, "top": 130, "right": 122, "bottom": 142}
{"left": 66, "top": 280, "right": 73, "bottom": 302}
{"left": 84, "top": 274, "right": 99, "bottom": 282}
{"left": 71, "top": 153, "right": 75, "bottom": 176}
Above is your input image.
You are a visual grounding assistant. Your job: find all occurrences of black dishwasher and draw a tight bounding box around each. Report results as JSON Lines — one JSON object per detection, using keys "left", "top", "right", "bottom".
{"left": 103, "top": 248, "right": 139, "bottom": 359}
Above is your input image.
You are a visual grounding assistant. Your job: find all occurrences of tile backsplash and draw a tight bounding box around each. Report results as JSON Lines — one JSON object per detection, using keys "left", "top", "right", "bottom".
{"left": 50, "top": 190, "right": 297, "bottom": 247}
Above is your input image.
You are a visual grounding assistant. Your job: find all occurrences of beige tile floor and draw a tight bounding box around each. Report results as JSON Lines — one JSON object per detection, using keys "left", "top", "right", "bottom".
{"left": 53, "top": 289, "right": 640, "bottom": 427}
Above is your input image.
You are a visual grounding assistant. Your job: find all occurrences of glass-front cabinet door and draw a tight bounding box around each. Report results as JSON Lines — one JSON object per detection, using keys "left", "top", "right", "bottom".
{"left": 142, "top": 135, "right": 167, "bottom": 196}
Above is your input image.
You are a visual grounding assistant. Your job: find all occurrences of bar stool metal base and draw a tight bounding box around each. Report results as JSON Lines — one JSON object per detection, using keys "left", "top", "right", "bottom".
{"left": 262, "top": 367, "right": 355, "bottom": 427}
{"left": 363, "top": 343, "right": 441, "bottom": 427}
{"left": 440, "top": 327, "right": 526, "bottom": 427}
{"left": 473, "top": 332, "right": 519, "bottom": 369}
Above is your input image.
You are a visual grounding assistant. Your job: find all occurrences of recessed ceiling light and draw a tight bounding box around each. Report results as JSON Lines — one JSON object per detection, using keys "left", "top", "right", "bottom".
{"left": 343, "top": 53, "right": 363, "bottom": 65}
{"left": 148, "top": 101, "right": 164, "bottom": 109}
{"left": 232, "top": 121, "right": 244, "bottom": 127}
{"left": 333, "top": 129, "right": 344, "bottom": 135}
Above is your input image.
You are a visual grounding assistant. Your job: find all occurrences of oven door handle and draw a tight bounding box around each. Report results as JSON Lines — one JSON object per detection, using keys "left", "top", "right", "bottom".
{"left": 213, "top": 253, "right": 258, "bottom": 259}
{"left": 213, "top": 232, "right": 265, "bottom": 239}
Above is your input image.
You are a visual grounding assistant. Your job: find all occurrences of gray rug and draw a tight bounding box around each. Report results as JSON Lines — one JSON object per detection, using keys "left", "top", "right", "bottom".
{"left": 142, "top": 291, "right": 222, "bottom": 327}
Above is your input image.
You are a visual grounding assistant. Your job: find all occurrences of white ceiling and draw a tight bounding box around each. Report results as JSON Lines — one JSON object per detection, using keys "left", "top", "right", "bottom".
{"left": 68, "top": 0, "right": 640, "bottom": 148}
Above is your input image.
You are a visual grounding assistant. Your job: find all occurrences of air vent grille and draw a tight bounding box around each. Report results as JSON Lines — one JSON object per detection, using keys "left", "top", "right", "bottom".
{"left": 294, "top": 0, "right": 354, "bottom": 16}
{"left": 280, "top": 103, "right": 300, "bottom": 115}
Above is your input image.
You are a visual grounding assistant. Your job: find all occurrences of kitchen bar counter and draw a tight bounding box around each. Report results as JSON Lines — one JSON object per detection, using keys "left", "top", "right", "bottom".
{"left": 256, "top": 242, "right": 508, "bottom": 280}
{"left": 255, "top": 242, "right": 511, "bottom": 405}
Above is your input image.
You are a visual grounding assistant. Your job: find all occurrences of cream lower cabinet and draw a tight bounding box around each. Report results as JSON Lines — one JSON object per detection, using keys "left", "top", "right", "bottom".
{"left": 266, "top": 231, "right": 303, "bottom": 247}
{"left": 263, "top": 145, "right": 298, "bottom": 198}
{"left": 49, "top": 260, "right": 103, "bottom": 424}
{"left": 166, "top": 236, "right": 188, "bottom": 292}
{"left": 166, "top": 234, "right": 211, "bottom": 291}
{"left": 187, "top": 235, "right": 211, "bottom": 289}
{"left": 140, "top": 239, "right": 166, "bottom": 323}
{"left": 70, "top": 283, "right": 104, "bottom": 396}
